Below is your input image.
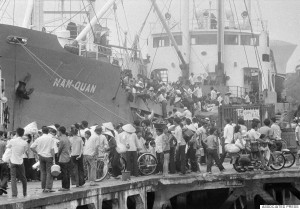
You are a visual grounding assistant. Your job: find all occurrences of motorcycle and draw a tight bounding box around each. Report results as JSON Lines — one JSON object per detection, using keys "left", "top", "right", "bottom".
{"left": 230, "top": 141, "right": 286, "bottom": 172}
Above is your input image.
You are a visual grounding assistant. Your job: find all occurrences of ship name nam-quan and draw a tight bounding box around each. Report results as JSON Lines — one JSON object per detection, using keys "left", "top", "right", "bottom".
{"left": 53, "top": 78, "right": 97, "bottom": 94}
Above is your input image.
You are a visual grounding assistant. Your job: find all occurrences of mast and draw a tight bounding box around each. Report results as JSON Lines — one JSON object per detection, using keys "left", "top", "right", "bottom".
{"left": 22, "top": 0, "right": 34, "bottom": 28}
{"left": 150, "top": 0, "right": 189, "bottom": 80}
{"left": 217, "top": 0, "right": 225, "bottom": 84}
{"left": 75, "top": 0, "right": 117, "bottom": 42}
{"left": 247, "top": 0, "right": 251, "bottom": 21}
{"left": 33, "top": 0, "right": 44, "bottom": 31}
{"left": 182, "top": 0, "right": 190, "bottom": 70}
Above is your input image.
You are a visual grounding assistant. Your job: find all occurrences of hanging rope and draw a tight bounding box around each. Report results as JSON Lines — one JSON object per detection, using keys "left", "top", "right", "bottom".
{"left": 241, "top": 0, "right": 268, "bottom": 89}
{"left": 20, "top": 46, "right": 108, "bottom": 122}
{"left": 229, "top": 0, "right": 250, "bottom": 68}
{"left": 18, "top": 42, "right": 131, "bottom": 123}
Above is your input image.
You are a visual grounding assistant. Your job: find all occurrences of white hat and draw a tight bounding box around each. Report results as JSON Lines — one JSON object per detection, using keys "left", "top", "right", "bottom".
{"left": 0, "top": 96, "right": 7, "bottom": 103}
{"left": 47, "top": 125, "right": 57, "bottom": 131}
{"left": 174, "top": 97, "right": 181, "bottom": 103}
{"left": 205, "top": 117, "right": 210, "bottom": 121}
{"left": 122, "top": 124, "right": 136, "bottom": 133}
{"left": 135, "top": 83, "right": 142, "bottom": 88}
{"left": 103, "top": 131, "right": 114, "bottom": 138}
{"left": 89, "top": 125, "right": 98, "bottom": 132}
{"left": 167, "top": 125, "right": 175, "bottom": 131}
{"left": 103, "top": 122, "right": 115, "bottom": 131}
{"left": 184, "top": 107, "right": 188, "bottom": 110}
{"left": 175, "top": 90, "right": 181, "bottom": 94}
{"left": 149, "top": 87, "right": 154, "bottom": 91}
{"left": 187, "top": 124, "right": 196, "bottom": 132}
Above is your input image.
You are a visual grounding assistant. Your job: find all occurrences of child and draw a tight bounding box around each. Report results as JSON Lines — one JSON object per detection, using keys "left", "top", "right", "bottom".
{"left": 203, "top": 127, "right": 225, "bottom": 174}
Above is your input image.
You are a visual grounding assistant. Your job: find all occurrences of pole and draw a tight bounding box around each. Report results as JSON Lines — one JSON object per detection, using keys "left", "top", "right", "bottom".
{"left": 150, "top": 0, "right": 188, "bottom": 79}
{"left": 182, "top": 0, "right": 190, "bottom": 66}
{"left": 75, "top": 0, "right": 117, "bottom": 41}
{"left": 22, "top": 0, "right": 34, "bottom": 28}
{"left": 217, "top": 0, "right": 225, "bottom": 84}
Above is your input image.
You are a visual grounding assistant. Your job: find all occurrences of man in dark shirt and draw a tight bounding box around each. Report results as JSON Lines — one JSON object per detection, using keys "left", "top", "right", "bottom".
{"left": 58, "top": 126, "right": 71, "bottom": 191}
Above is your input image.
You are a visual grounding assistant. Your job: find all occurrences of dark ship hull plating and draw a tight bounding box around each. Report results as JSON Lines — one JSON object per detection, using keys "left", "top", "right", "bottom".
{"left": 0, "top": 24, "right": 160, "bottom": 130}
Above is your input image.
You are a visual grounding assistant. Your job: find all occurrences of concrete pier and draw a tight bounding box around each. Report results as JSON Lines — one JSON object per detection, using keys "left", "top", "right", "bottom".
{"left": 1, "top": 164, "right": 300, "bottom": 209}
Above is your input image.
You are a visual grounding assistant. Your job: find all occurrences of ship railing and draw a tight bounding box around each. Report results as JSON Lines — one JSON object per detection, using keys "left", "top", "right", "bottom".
{"left": 77, "top": 42, "right": 112, "bottom": 59}
{"left": 149, "top": 19, "right": 267, "bottom": 34}
{"left": 228, "top": 86, "right": 248, "bottom": 98}
{"left": 191, "top": 19, "right": 268, "bottom": 32}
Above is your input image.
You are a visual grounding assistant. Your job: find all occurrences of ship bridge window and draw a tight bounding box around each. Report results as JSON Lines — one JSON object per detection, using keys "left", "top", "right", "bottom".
{"left": 241, "top": 34, "right": 259, "bottom": 46}
{"left": 191, "top": 34, "right": 217, "bottom": 45}
{"left": 171, "top": 35, "right": 182, "bottom": 46}
{"left": 224, "top": 34, "right": 239, "bottom": 45}
{"left": 153, "top": 36, "right": 170, "bottom": 48}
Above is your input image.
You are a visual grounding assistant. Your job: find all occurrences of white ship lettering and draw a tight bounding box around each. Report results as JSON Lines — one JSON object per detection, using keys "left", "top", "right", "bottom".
{"left": 53, "top": 78, "right": 97, "bottom": 94}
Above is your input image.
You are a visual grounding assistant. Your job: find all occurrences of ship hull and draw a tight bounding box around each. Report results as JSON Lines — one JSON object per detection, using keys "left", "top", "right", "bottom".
{"left": 0, "top": 24, "right": 159, "bottom": 130}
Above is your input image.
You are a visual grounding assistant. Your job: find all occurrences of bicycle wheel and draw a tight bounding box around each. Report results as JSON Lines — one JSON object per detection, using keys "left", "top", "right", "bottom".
{"left": 137, "top": 153, "right": 157, "bottom": 176}
{"left": 95, "top": 158, "right": 108, "bottom": 182}
{"left": 269, "top": 153, "right": 285, "bottom": 171}
{"left": 282, "top": 151, "right": 296, "bottom": 168}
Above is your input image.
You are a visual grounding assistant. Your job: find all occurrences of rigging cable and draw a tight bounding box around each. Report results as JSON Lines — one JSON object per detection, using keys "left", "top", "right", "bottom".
{"left": 20, "top": 46, "right": 108, "bottom": 122}
{"left": 18, "top": 42, "right": 131, "bottom": 123}
{"left": 148, "top": 0, "right": 173, "bottom": 76}
{"left": 12, "top": 0, "right": 15, "bottom": 26}
{"left": 120, "top": 0, "right": 133, "bottom": 45}
{"left": 81, "top": 0, "right": 96, "bottom": 41}
{"left": 50, "top": 7, "right": 88, "bottom": 33}
{"left": 242, "top": 0, "right": 268, "bottom": 89}
{"left": 229, "top": 0, "right": 250, "bottom": 68}
{"left": 0, "top": 0, "right": 9, "bottom": 22}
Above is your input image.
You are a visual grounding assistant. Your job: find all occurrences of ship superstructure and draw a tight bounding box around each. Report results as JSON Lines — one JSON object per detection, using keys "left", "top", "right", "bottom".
{"left": 0, "top": 0, "right": 162, "bottom": 130}
{"left": 147, "top": 0, "right": 276, "bottom": 101}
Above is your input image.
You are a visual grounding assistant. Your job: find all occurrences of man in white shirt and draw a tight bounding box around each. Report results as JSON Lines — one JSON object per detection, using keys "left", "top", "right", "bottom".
{"left": 193, "top": 83, "right": 203, "bottom": 99}
{"left": 244, "top": 92, "right": 250, "bottom": 104}
{"left": 189, "top": 73, "right": 196, "bottom": 86}
{"left": 155, "top": 128, "right": 165, "bottom": 175}
{"left": 69, "top": 128, "right": 85, "bottom": 187}
{"left": 7, "top": 128, "right": 28, "bottom": 197}
{"left": 182, "top": 107, "right": 192, "bottom": 120}
{"left": 210, "top": 87, "right": 217, "bottom": 100}
{"left": 174, "top": 118, "right": 186, "bottom": 175}
{"left": 223, "top": 118, "right": 234, "bottom": 144}
{"left": 217, "top": 93, "right": 223, "bottom": 106}
{"left": 270, "top": 117, "right": 282, "bottom": 151}
{"left": 220, "top": 118, "right": 234, "bottom": 164}
{"left": 31, "top": 126, "right": 56, "bottom": 193}
{"left": 79, "top": 120, "right": 89, "bottom": 138}
{"left": 83, "top": 130, "right": 100, "bottom": 186}
{"left": 123, "top": 124, "right": 140, "bottom": 177}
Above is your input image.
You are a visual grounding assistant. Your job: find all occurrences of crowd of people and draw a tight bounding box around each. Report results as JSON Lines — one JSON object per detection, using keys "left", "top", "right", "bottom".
{"left": 0, "top": 108, "right": 290, "bottom": 198}
{"left": 122, "top": 72, "right": 254, "bottom": 118}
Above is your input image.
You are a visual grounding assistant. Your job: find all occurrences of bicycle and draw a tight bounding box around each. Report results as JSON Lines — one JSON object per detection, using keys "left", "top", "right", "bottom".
{"left": 277, "top": 138, "right": 296, "bottom": 168}
{"left": 84, "top": 154, "right": 126, "bottom": 182}
{"left": 137, "top": 152, "right": 157, "bottom": 176}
